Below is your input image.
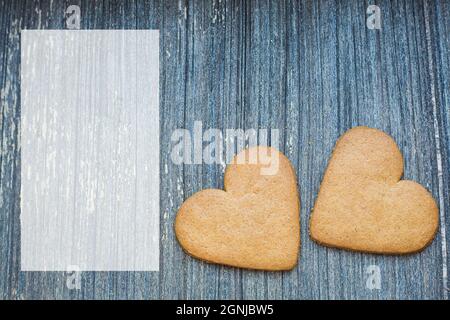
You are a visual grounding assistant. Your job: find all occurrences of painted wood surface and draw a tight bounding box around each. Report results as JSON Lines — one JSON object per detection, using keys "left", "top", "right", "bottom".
{"left": 0, "top": 0, "right": 449, "bottom": 299}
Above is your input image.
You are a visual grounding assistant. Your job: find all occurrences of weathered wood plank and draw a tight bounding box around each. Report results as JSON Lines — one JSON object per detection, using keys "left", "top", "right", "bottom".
{"left": 215, "top": 0, "right": 245, "bottom": 300}
{"left": 159, "top": 0, "right": 188, "bottom": 299}
{"left": 282, "top": 0, "right": 302, "bottom": 300}
{"left": 294, "top": 0, "right": 340, "bottom": 300}
{"left": 183, "top": 0, "right": 219, "bottom": 299}
{"left": 361, "top": 0, "right": 443, "bottom": 299}
{"left": 426, "top": 0, "right": 450, "bottom": 297}
{"left": 0, "top": 0, "right": 22, "bottom": 300}
{"left": 240, "top": 0, "right": 287, "bottom": 300}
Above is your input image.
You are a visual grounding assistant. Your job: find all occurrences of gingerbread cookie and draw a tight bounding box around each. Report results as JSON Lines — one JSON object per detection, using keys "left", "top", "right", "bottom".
{"left": 175, "top": 146, "right": 300, "bottom": 270}
{"left": 310, "top": 126, "right": 439, "bottom": 254}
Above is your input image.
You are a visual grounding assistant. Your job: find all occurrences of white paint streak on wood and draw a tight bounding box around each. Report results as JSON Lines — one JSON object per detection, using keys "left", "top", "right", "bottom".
{"left": 424, "top": 0, "right": 448, "bottom": 298}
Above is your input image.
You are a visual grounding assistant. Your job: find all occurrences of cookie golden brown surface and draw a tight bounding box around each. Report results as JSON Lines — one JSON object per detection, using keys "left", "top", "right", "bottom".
{"left": 175, "top": 146, "right": 300, "bottom": 270}
{"left": 310, "top": 126, "right": 439, "bottom": 254}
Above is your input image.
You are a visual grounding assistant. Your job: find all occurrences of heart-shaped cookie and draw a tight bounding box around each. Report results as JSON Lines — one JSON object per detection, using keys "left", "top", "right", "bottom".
{"left": 175, "top": 146, "right": 300, "bottom": 270}
{"left": 310, "top": 126, "right": 439, "bottom": 254}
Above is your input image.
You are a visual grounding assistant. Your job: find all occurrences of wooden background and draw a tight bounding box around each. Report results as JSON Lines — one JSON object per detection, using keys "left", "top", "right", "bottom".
{"left": 0, "top": 0, "right": 449, "bottom": 299}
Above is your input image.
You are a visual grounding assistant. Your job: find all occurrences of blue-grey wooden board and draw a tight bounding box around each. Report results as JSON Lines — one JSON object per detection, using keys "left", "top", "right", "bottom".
{"left": 0, "top": 0, "right": 449, "bottom": 299}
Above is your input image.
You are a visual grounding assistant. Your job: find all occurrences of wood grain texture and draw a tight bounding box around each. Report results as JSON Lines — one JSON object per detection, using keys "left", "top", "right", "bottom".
{"left": 426, "top": 0, "right": 450, "bottom": 295}
{"left": 0, "top": 0, "right": 449, "bottom": 299}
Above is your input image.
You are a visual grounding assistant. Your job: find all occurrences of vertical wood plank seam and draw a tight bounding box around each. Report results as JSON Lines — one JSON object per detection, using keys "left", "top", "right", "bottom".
{"left": 423, "top": 0, "right": 448, "bottom": 299}
{"left": 0, "top": 0, "right": 13, "bottom": 187}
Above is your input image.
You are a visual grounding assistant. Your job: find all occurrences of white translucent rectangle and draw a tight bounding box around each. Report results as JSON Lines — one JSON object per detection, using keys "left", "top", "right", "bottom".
{"left": 21, "top": 30, "right": 160, "bottom": 271}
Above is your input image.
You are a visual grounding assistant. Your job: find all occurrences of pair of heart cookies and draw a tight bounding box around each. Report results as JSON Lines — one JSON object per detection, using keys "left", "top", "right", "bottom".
{"left": 175, "top": 127, "right": 439, "bottom": 270}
